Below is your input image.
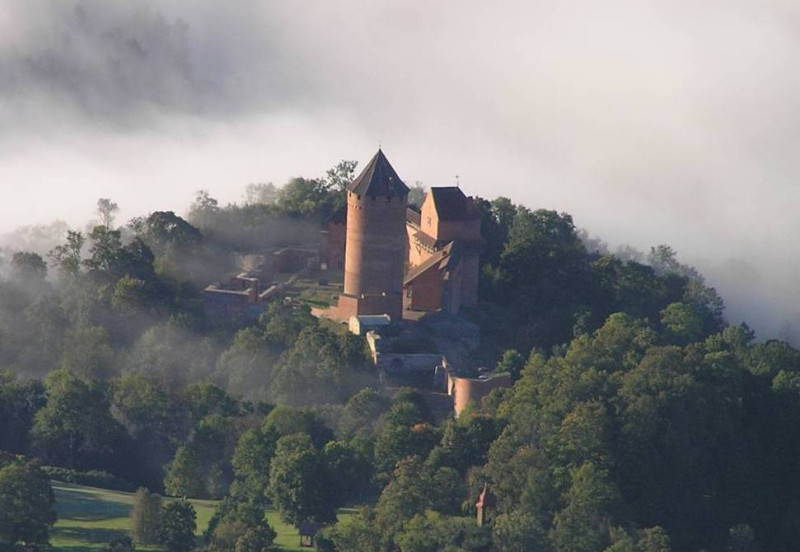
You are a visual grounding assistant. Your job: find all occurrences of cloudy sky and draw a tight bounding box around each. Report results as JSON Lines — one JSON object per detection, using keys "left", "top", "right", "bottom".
{"left": 1, "top": 0, "right": 799, "bottom": 338}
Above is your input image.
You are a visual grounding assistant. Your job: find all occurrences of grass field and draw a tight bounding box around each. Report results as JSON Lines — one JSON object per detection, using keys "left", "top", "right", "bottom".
{"left": 51, "top": 481, "right": 356, "bottom": 551}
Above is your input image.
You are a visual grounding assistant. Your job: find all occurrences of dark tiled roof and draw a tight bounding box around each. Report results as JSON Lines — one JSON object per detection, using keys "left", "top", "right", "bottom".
{"left": 406, "top": 207, "right": 421, "bottom": 227}
{"left": 412, "top": 231, "right": 437, "bottom": 250}
{"left": 430, "top": 187, "right": 481, "bottom": 221}
{"left": 347, "top": 149, "right": 410, "bottom": 198}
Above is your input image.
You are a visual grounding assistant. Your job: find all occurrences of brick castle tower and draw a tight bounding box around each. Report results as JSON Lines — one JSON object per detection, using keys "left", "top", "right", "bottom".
{"left": 337, "top": 149, "right": 409, "bottom": 321}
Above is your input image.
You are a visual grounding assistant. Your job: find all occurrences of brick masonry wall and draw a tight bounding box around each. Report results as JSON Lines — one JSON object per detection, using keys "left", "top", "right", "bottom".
{"left": 341, "top": 191, "right": 407, "bottom": 318}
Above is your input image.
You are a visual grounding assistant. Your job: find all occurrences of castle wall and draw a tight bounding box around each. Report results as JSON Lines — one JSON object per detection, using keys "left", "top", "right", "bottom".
{"left": 377, "top": 353, "right": 446, "bottom": 376}
{"left": 419, "top": 192, "right": 481, "bottom": 244}
{"left": 442, "top": 262, "right": 463, "bottom": 315}
{"left": 436, "top": 219, "right": 482, "bottom": 243}
{"left": 406, "top": 264, "right": 444, "bottom": 311}
{"left": 460, "top": 253, "right": 479, "bottom": 308}
{"left": 321, "top": 221, "right": 346, "bottom": 271}
{"left": 448, "top": 372, "right": 512, "bottom": 417}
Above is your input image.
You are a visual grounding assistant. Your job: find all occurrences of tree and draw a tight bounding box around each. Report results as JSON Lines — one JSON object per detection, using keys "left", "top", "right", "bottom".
{"left": 0, "top": 373, "right": 45, "bottom": 454}
{"left": 260, "top": 301, "right": 316, "bottom": 349}
{"left": 268, "top": 433, "right": 336, "bottom": 526}
{"left": 110, "top": 374, "right": 179, "bottom": 487}
{"left": 727, "top": 524, "right": 758, "bottom": 552}
{"left": 647, "top": 245, "right": 699, "bottom": 280}
{"left": 407, "top": 183, "right": 426, "bottom": 208}
{"left": 375, "top": 401, "right": 437, "bottom": 475}
{"left": 476, "top": 196, "right": 517, "bottom": 266}
{"left": 638, "top": 527, "right": 672, "bottom": 552}
{"left": 0, "top": 458, "right": 57, "bottom": 548}
{"left": 60, "top": 324, "right": 115, "bottom": 380}
{"left": 97, "top": 198, "right": 120, "bottom": 229}
{"left": 48, "top": 230, "right": 85, "bottom": 275}
{"left": 497, "top": 349, "right": 524, "bottom": 382}
{"left": 188, "top": 190, "right": 219, "bottom": 227}
{"left": 106, "top": 535, "right": 135, "bottom": 552}
{"left": 263, "top": 406, "right": 333, "bottom": 449}
{"left": 549, "top": 462, "right": 619, "bottom": 552}
{"left": 323, "top": 440, "right": 375, "bottom": 503}
{"left": 84, "top": 226, "right": 157, "bottom": 285}
{"left": 492, "top": 510, "right": 548, "bottom": 552}
{"left": 215, "top": 329, "right": 277, "bottom": 401}
{"left": 164, "top": 446, "right": 206, "bottom": 498}
{"left": 270, "top": 326, "right": 348, "bottom": 405}
{"left": 32, "top": 369, "right": 128, "bottom": 472}
{"left": 231, "top": 425, "right": 279, "bottom": 504}
{"left": 325, "top": 160, "right": 358, "bottom": 192}
{"left": 495, "top": 207, "right": 593, "bottom": 348}
{"left": 243, "top": 183, "right": 279, "bottom": 205}
{"left": 131, "top": 487, "right": 162, "bottom": 544}
{"left": 660, "top": 302, "right": 703, "bottom": 345}
{"left": 133, "top": 212, "right": 202, "bottom": 256}
{"left": 206, "top": 500, "right": 276, "bottom": 552}
{"left": 10, "top": 251, "right": 47, "bottom": 283}
{"left": 158, "top": 500, "right": 196, "bottom": 552}
{"left": 339, "top": 387, "right": 390, "bottom": 438}
{"left": 125, "top": 326, "right": 219, "bottom": 390}
{"left": 185, "top": 382, "right": 239, "bottom": 422}
{"left": 395, "top": 511, "right": 491, "bottom": 552}
{"left": 322, "top": 508, "right": 383, "bottom": 552}
{"left": 373, "top": 456, "right": 439, "bottom": 545}
{"left": 111, "top": 374, "right": 170, "bottom": 440}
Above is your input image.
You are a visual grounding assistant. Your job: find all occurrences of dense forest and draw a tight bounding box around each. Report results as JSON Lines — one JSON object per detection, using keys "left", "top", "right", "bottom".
{"left": 1, "top": 163, "right": 797, "bottom": 552}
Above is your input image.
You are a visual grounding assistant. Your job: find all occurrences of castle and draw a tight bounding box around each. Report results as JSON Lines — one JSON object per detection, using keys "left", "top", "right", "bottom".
{"left": 326, "top": 149, "right": 482, "bottom": 322}
{"left": 202, "top": 148, "right": 509, "bottom": 417}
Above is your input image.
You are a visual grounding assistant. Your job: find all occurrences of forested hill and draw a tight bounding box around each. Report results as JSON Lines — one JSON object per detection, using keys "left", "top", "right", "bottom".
{"left": 0, "top": 168, "right": 798, "bottom": 551}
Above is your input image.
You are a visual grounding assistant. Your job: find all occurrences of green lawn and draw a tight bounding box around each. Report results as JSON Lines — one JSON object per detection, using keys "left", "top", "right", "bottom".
{"left": 51, "top": 481, "right": 356, "bottom": 552}
{"left": 286, "top": 276, "right": 343, "bottom": 310}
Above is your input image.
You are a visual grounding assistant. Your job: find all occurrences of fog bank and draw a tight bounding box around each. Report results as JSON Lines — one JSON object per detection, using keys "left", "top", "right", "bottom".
{"left": 2, "top": 0, "right": 800, "bottom": 340}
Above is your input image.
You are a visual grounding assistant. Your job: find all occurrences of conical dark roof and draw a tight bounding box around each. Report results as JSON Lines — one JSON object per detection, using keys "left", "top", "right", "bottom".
{"left": 347, "top": 149, "right": 410, "bottom": 198}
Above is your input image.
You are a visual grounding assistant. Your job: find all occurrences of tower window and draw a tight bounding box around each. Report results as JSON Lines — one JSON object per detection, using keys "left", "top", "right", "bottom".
{"left": 427, "top": 217, "right": 432, "bottom": 227}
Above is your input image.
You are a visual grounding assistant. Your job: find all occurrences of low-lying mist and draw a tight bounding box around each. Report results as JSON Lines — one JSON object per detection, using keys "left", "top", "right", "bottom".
{"left": 2, "top": 0, "right": 800, "bottom": 343}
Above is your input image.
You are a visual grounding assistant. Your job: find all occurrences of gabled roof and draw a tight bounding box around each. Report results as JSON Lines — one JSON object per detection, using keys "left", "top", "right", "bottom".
{"left": 404, "top": 241, "right": 462, "bottom": 285}
{"left": 347, "top": 149, "right": 410, "bottom": 199}
{"left": 429, "top": 187, "right": 481, "bottom": 221}
{"left": 412, "top": 231, "right": 437, "bottom": 250}
{"left": 406, "top": 207, "right": 421, "bottom": 228}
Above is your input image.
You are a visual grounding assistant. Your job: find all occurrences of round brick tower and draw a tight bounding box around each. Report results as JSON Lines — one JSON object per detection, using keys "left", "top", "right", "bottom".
{"left": 337, "top": 150, "right": 409, "bottom": 322}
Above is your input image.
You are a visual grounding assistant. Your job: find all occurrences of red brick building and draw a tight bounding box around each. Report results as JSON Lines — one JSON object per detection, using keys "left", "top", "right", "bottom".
{"left": 321, "top": 151, "right": 483, "bottom": 322}
{"left": 404, "top": 187, "right": 483, "bottom": 314}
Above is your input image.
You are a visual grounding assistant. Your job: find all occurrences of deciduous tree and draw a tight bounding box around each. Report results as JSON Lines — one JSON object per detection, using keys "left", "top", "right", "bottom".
{"left": 0, "top": 458, "right": 56, "bottom": 549}
{"left": 131, "top": 487, "right": 162, "bottom": 544}
{"left": 268, "top": 433, "right": 336, "bottom": 526}
{"left": 158, "top": 500, "right": 196, "bottom": 552}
